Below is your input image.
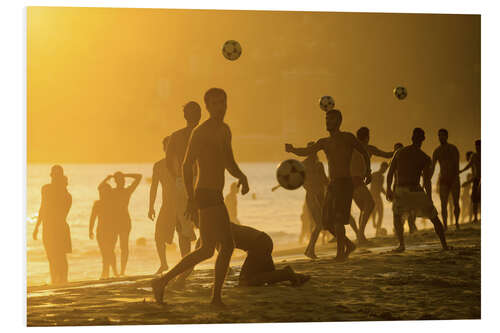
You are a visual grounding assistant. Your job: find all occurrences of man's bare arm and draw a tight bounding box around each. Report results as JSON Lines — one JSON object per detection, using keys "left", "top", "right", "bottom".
{"left": 148, "top": 164, "right": 159, "bottom": 220}
{"left": 352, "top": 136, "right": 371, "bottom": 176}
{"left": 183, "top": 133, "right": 199, "bottom": 201}
{"left": 423, "top": 160, "right": 433, "bottom": 199}
{"left": 223, "top": 126, "right": 249, "bottom": 194}
{"left": 431, "top": 148, "right": 439, "bottom": 178}
{"left": 460, "top": 158, "right": 473, "bottom": 173}
{"left": 386, "top": 151, "right": 399, "bottom": 201}
{"left": 89, "top": 203, "right": 98, "bottom": 239}
{"left": 285, "top": 139, "right": 323, "bottom": 157}
{"left": 367, "top": 145, "right": 394, "bottom": 159}
{"left": 165, "top": 134, "right": 177, "bottom": 178}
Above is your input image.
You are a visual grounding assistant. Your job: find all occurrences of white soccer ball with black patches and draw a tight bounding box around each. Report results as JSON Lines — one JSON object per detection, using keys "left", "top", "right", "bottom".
{"left": 222, "top": 40, "right": 242, "bottom": 61}
{"left": 319, "top": 95, "right": 335, "bottom": 111}
{"left": 393, "top": 86, "right": 407, "bottom": 100}
{"left": 276, "top": 159, "right": 306, "bottom": 190}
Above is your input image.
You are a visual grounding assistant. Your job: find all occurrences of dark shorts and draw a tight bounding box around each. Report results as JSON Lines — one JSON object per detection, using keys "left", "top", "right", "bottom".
{"left": 239, "top": 233, "right": 275, "bottom": 284}
{"left": 195, "top": 188, "right": 233, "bottom": 247}
{"left": 472, "top": 179, "right": 481, "bottom": 204}
{"left": 322, "top": 178, "right": 354, "bottom": 228}
{"left": 438, "top": 176, "right": 460, "bottom": 202}
{"left": 195, "top": 188, "right": 225, "bottom": 210}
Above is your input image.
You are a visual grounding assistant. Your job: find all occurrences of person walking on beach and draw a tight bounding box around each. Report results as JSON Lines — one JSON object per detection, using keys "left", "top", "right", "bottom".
{"left": 102, "top": 171, "right": 142, "bottom": 276}
{"left": 33, "top": 165, "right": 72, "bottom": 285}
{"left": 225, "top": 182, "right": 241, "bottom": 225}
{"left": 350, "top": 127, "right": 394, "bottom": 243}
{"left": 460, "top": 139, "right": 481, "bottom": 223}
{"left": 431, "top": 129, "right": 461, "bottom": 230}
{"left": 151, "top": 88, "right": 249, "bottom": 308}
{"left": 301, "top": 141, "right": 329, "bottom": 259}
{"left": 370, "top": 162, "right": 388, "bottom": 236}
{"left": 286, "top": 109, "right": 371, "bottom": 261}
{"left": 89, "top": 178, "right": 119, "bottom": 279}
{"left": 386, "top": 128, "right": 449, "bottom": 252}
{"left": 460, "top": 151, "right": 474, "bottom": 223}
{"left": 148, "top": 136, "right": 175, "bottom": 274}
{"left": 231, "top": 222, "right": 310, "bottom": 287}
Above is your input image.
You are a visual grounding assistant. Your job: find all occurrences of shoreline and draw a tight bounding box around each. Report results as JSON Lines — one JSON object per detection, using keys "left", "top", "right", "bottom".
{"left": 27, "top": 223, "right": 480, "bottom": 325}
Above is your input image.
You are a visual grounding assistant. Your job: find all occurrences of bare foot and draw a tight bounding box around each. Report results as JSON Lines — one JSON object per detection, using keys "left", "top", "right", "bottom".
{"left": 151, "top": 278, "right": 166, "bottom": 305}
{"left": 390, "top": 246, "right": 405, "bottom": 253}
{"left": 155, "top": 265, "right": 168, "bottom": 275}
{"left": 345, "top": 242, "right": 357, "bottom": 259}
{"left": 304, "top": 250, "right": 318, "bottom": 260}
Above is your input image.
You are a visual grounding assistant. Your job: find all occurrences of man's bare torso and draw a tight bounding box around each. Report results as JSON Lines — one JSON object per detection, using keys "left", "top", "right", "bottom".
{"left": 319, "top": 131, "right": 357, "bottom": 180}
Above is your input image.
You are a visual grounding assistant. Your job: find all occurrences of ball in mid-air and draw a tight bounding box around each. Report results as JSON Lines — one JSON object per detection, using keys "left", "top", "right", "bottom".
{"left": 276, "top": 159, "right": 306, "bottom": 190}
{"left": 222, "top": 40, "right": 242, "bottom": 61}
{"left": 319, "top": 95, "right": 335, "bottom": 111}
{"left": 393, "top": 86, "right": 407, "bottom": 100}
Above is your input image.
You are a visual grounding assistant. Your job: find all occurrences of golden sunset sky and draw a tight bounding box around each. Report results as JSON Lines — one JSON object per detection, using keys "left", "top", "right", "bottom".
{"left": 27, "top": 7, "right": 480, "bottom": 163}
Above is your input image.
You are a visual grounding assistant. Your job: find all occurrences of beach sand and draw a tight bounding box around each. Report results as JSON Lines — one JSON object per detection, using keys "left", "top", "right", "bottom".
{"left": 27, "top": 223, "right": 480, "bottom": 326}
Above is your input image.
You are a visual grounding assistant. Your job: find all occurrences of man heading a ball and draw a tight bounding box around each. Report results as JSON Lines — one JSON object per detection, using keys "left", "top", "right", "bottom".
{"left": 151, "top": 88, "right": 249, "bottom": 308}
{"left": 285, "top": 109, "right": 371, "bottom": 261}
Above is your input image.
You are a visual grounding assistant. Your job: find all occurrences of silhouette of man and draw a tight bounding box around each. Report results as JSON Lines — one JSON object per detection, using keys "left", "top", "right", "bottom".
{"left": 148, "top": 136, "right": 180, "bottom": 274}
{"left": 386, "top": 128, "right": 449, "bottom": 252}
{"left": 33, "top": 165, "right": 72, "bottom": 285}
{"left": 225, "top": 182, "right": 241, "bottom": 225}
{"left": 286, "top": 109, "right": 371, "bottom": 261}
{"left": 89, "top": 179, "right": 118, "bottom": 279}
{"left": 460, "top": 140, "right": 481, "bottom": 223}
{"left": 301, "top": 141, "right": 329, "bottom": 259}
{"left": 350, "top": 127, "right": 394, "bottom": 243}
{"left": 103, "top": 171, "right": 142, "bottom": 276}
{"left": 151, "top": 88, "right": 249, "bottom": 308}
{"left": 431, "top": 129, "right": 461, "bottom": 230}
{"left": 231, "top": 223, "right": 310, "bottom": 286}
{"left": 460, "top": 151, "right": 474, "bottom": 223}
{"left": 370, "top": 162, "right": 388, "bottom": 236}
{"left": 393, "top": 142, "right": 417, "bottom": 233}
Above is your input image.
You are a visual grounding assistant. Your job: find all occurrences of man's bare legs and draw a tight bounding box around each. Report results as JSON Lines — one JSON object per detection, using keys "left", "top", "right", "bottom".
{"left": 211, "top": 239, "right": 234, "bottom": 307}
{"left": 392, "top": 214, "right": 405, "bottom": 252}
{"left": 359, "top": 200, "right": 375, "bottom": 242}
{"left": 171, "top": 233, "right": 194, "bottom": 288}
{"left": 304, "top": 224, "right": 321, "bottom": 259}
{"left": 154, "top": 239, "right": 168, "bottom": 274}
{"left": 451, "top": 185, "right": 461, "bottom": 230}
{"left": 439, "top": 186, "right": 450, "bottom": 231}
{"left": 429, "top": 216, "right": 449, "bottom": 250}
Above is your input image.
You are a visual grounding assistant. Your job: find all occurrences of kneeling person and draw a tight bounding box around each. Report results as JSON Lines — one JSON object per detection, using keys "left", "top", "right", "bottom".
{"left": 231, "top": 223, "right": 310, "bottom": 287}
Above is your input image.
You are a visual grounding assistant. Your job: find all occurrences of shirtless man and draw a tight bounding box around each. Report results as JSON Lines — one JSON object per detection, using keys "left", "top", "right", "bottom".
{"left": 302, "top": 141, "right": 329, "bottom": 259}
{"left": 286, "top": 109, "right": 371, "bottom": 261}
{"left": 370, "top": 162, "right": 388, "bottom": 236}
{"left": 161, "top": 102, "right": 201, "bottom": 281}
{"left": 393, "top": 142, "right": 417, "bottom": 233}
{"left": 431, "top": 129, "right": 461, "bottom": 230}
{"left": 386, "top": 128, "right": 448, "bottom": 252}
{"left": 350, "top": 127, "right": 394, "bottom": 243}
{"left": 151, "top": 88, "right": 249, "bottom": 308}
{"left": 148, "top": 136, "right": 179, "bottom": 274}
{"left": 460, "top": 140, "right": 481, "bottom": 223}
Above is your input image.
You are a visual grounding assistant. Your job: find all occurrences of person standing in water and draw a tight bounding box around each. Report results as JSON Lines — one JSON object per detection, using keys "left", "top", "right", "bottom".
{"left": 386, "top": 128, "right": 448, "bottom": 252}
{"left": 369, "top": 162, "right": 388, "bottom": 236}
{"left": 89, "top": 179, "right": 119, "bottom": 279}
{"left": 460, "top": 139, "right": 481, "bottom": 223}
{"left": 286, "top": 109, "right": 371, "bottom": 261}
{"left": 33, "top": 165, "right": 72, "bottom": 285}
{"left": 301, "top": 141, "right": 329, "bottom": 259}
{"left": 103, "top": 171, "right": 142, "bottom": 276}
{"left": 151, "top": 88, "right": 249, "bottom": 308}
{"left": 431, "top": 129, "right": 461, "bottom": 230}
{"left": 225, "top": 182, "right": 241, "bottom": 225}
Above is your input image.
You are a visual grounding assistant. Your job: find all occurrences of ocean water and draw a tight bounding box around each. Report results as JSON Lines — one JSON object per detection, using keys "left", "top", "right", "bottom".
{"left": 26, "top": 162, "right": 469, "bottom": 286}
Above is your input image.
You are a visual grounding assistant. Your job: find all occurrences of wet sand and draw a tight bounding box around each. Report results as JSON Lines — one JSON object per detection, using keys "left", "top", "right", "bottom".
{"left": 27, "top": 223, "right": 480, "bottom": 326}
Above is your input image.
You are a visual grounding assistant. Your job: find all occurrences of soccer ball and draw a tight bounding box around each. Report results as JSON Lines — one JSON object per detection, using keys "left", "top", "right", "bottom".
{"left": 222, "top": 40, "right": 242, "bottom": 61}
{"left": 393, "top": 86, "right": 407, "bottom": 100}
{"left": 276, "top": 159, "right": 306, "bottom": 190}
{"left": 319, "top": 95, "right": 335, "bottom": 111}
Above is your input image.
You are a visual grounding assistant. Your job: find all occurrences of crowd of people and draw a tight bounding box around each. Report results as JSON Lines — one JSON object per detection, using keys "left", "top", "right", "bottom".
{"left": 32, "top": 87, "right": 481, "bottom": 309}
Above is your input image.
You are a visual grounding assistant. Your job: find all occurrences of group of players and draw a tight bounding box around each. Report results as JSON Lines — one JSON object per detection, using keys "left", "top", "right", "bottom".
{"left": 33, "top": 87, "right": 481, "bottom": 309}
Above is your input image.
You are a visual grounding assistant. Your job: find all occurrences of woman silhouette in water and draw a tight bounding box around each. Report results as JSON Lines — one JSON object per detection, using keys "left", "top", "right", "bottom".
{"left": 102, "top": 172, "right": 142, "bottom": 276}
{"left": 89, "top": 178, "right": 119, "bottom": 279}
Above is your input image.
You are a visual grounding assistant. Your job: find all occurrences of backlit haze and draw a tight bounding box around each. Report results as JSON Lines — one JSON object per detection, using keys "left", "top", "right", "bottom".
{"left": 27, "top": 7, "right": 480, "bottom": 163}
